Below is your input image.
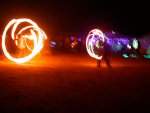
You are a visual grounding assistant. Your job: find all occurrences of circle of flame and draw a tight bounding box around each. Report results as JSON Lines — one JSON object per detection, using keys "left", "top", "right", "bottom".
{"left": 86, "top": 29, "right": 105, "bottom": 60}
{"left": 2, "top": 19, "right": 47, "bottom": 64}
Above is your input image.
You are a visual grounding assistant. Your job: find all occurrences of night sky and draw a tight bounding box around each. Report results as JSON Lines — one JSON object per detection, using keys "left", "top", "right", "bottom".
{"left": 0, "top": 0, "right": 150, "bottom": 37}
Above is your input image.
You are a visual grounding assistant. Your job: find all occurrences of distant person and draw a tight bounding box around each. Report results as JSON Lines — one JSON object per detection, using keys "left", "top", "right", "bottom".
{"left": 135, "top": 40, "right": 143, "bottom": 58}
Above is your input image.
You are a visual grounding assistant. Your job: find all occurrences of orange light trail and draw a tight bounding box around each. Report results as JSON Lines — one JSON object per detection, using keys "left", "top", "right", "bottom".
{"left": 2, "top": 18, "right": 47, "bottom": 64}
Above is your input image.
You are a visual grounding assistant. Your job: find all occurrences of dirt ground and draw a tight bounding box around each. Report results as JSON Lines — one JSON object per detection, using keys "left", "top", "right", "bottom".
{"left": 0, "top": 53, "right": 150, "bottom": 113}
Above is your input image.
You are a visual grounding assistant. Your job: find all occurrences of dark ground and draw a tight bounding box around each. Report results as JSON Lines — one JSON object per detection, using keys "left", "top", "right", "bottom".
{"left": 0, "top": 53, "right": 150, "bottom": 113}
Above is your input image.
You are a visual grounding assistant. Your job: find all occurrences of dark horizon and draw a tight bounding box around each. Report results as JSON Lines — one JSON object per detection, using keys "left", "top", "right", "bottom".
{"left": 0, "top": 0, "right": 150, "bottom": 37}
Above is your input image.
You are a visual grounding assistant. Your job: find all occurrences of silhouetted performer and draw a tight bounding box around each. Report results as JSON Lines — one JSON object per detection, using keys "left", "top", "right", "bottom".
{"left": 98, "top": 40, "right": 110, "bottom": 67}
{"left": 103, "top": 40, "right": 110, "bottom": 67}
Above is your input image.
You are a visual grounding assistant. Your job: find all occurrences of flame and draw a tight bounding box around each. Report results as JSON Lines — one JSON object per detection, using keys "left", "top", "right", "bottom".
{"left": 86, "top": 29, "right": 105, "bottom": 60}
{"left": 2, "top": 18, "right": 47, "bottom": 64}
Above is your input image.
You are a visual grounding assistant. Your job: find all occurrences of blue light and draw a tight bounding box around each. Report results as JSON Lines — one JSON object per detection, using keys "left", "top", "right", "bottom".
{"left": 50, "top": 41, "right": 56, "bottom": 48}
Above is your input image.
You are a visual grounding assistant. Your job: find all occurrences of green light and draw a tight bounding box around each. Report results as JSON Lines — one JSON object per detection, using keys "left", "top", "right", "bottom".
{"left": 95, "top": 40, "right": 100, "bottom": 48}
{"left": 123, "top": 54, "right": 129, "bottom": 58}
{"left": 130, "top": 54, "right": 137, "bottom": 58}
{"left": 143, "top": 54, "right": 150, "bottom": 59}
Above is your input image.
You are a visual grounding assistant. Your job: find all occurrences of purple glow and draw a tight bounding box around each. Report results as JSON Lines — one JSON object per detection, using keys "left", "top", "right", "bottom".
{"left": 78, "top": 37, "right": 82, "bottom": 42}
{"left": 70, "top": 36, "right": 74, "bottom": 41}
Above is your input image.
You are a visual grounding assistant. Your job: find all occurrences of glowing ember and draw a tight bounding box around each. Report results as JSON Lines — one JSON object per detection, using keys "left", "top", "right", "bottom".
{"left": 2, "top": 18, "right": 47, "bottom": 64}
{"left": 86, "top": 29, "right": 105, "bottom": 60}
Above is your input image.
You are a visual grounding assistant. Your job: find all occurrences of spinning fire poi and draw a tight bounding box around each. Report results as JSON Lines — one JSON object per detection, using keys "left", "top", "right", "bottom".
{"left": 2, "top": 18, "right": 47, "bottom": 63}
{"left": 86, "top": 29, "right": 105, "bottom": 60}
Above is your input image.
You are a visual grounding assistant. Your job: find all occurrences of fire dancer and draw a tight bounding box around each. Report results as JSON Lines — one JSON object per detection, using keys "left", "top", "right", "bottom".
{"left": 98, "top": 39, "right": 110, "bottom": 67}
